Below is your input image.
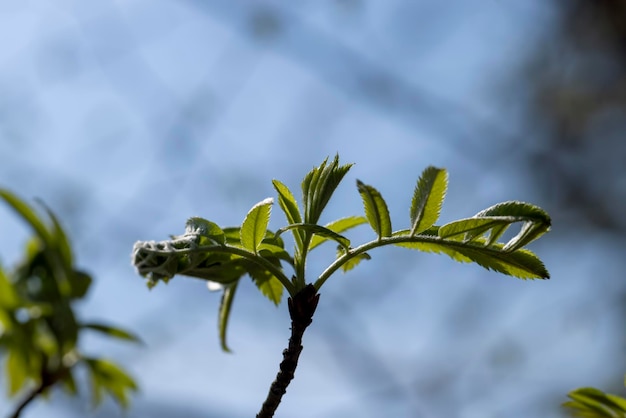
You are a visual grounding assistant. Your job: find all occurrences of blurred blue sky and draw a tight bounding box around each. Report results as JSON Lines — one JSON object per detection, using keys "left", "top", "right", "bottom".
{"left": 1, "top": 1, "right": 623, "bottom": 417}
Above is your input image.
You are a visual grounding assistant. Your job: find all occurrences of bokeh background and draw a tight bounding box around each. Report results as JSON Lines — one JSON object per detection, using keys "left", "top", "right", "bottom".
{"left": 1, "top": 1, "right": 626, "bottom": 417}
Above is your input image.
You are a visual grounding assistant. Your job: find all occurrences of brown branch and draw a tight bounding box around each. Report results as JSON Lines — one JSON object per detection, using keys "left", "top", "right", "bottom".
{"left": 257, "top": 284, "right": 319, "bottom": 418}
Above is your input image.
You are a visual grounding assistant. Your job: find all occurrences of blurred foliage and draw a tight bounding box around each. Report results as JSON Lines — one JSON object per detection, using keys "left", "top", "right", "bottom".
{"left": 0, "top": 189, "right": 140, "bottom": 417}
{"left": 564, "top": 386, "right": 626, "bottom": 417}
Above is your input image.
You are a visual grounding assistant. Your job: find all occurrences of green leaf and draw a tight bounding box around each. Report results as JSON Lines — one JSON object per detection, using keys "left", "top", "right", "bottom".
{"left": 0, "top": 189, "right": 52, "bottom": 245}
{"left": 185, "top": 217, "right": 225, "bottom": 245}
{"left": 67, "top": 270, "right": 92, "bottom": 299}
{"left": 439, "top": 201, "right": 551, "bottom": 252}
{"left": 410, "top": 167, "right": 448, "bottom": 235}
{"left": 276, "top": 223, "right": 351, "bottom": 251}
{"left": 272, "top": 179, "right": 304, "bottom": 248}
{"left": 40, "top": 202, "right": 74, "bottom": 272}
{"left": 309, "top": 216, "right": 367, "bottom": 250}
{"left": 84, "top": 357, "right": 137, "bottom": 409}
{"left": 564, "top": 387, "right": 626, "bottom": 417}
{"left": 0, "top": 264, "right": 19, "bottom": 309}
{"left": 218, "top": 281, "right": 239, "bottom": 352}
{"left": 301, "top": 155, "right": 353, "bottom": 224}
{"left": 6, "top": 349, "right": 29, "bottom": 396}
{"left": 81, "top": 322, "right": 143, "bottom": 345}
{"left": 240, "top": 198, "right": 273, "bottom": 254}
{"left": 249, "top": 268, "right": 283, "bottom": 306}
{"left": 356, "top": 180, "right": 392, "bottom": 239}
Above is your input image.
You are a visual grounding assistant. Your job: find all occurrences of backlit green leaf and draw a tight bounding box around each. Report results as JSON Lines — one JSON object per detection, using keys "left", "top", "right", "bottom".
{"left": 218, "top": 281, "right": 239, "bottom": 352}
{"left": 0, "top": 189, "right": 51, "bottom": 245}
{"left": 439, "top": 201, "right": 551, "bottom": 252}
{"left": 357, "top": 180, "right": 392, "bottom": 239}
{"left": 0, "top": 265, "right": 19, "bottom": 309}
{"left": 301, "top": 155, "right": 353, "bottom": 224}
{"left": 240, "top": 198, "right": 273, "bottom": 254}
{"left": 84, "top": 357, "right": 137, "bottom": 409}
{"left": 393, "top": 232, "right": 549, "bottom": 279}
{"left": 249, "top": 268, "right": 283, "bottom": 306}
{"left": 309, "top": 216, "right": 367, "bottom": 250}
{"left": 564, "top": 387, "right": 626, "bottom": 417}
{"left": 6, "top": 349, "right": 29, "bottom": 396}
{"left": 410, "top": 167, "right": 448, "bottom": 235}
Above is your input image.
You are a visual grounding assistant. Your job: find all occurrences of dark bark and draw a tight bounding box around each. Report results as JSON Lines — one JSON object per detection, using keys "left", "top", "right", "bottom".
{"left": 256, "top": 284, "right": 319, "bottom": 418}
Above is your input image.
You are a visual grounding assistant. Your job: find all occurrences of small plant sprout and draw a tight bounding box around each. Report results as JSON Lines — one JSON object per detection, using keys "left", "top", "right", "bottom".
{"left": 132, "top": 155, "right": 551, "bottom": 417}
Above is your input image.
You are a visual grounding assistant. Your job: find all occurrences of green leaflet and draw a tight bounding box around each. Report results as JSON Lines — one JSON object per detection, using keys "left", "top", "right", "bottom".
{"left": 410, "top": 167, "right": 448, "bottom": 235}
{"left": 356, "top": 180, "right": 392, "bottom": 239}
{"left": 276, "top": 223, "right": 351, "bottom": 251}
{"left": 218, "top": 281, "right": 239, "bottom": 352}
{"left": 272, "top": 180, "right": 304, "bottom": 250}
{"left": 301, "top": 155, "right": 353, "bottom": 225}
{"left": 309, "top": 216, "right": 367, "bottom": 250}
{"left": 563, "top": 387, "right": 626, "bottom": 417}
{"left": 249, "top": 268, "right": 283, "bottom": 306}
{"left": 392, "top": 231, "right": 549, "bottom": 279}
{"left": 0, "top": 265, "right": 19, "bottom": 309}
{"left": 439, "top": 201, "right": 551, "bottom": 252}
{"left": 240, "top": 198, "right": 273, "bottom": 254}
{"left": 0, "top": 189, "right": 52, "bottom": 245}
{"left": 84, "top": 357, "right": 138, "bottom": 409}
{"left": 81, "top": 322, "right": 143, "bottom": 345}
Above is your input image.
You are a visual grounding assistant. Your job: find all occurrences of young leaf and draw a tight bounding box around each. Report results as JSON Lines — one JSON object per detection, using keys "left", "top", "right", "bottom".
{"left": 301, "top": 155, "right": 353, "bottom": 224}
{"left": 40, "top": 202, "right": 74, "bottom": 272}
{"left": 249, "top": 268, "right": 283, "bottom": 306}
{"left": 0, "top": 189, "right": 52, "bottom": 245}
{"left": 276, "top": 223, "right": 351, "bottom": 251}
{"left": 81, "top": 322, "right": 143, "bottom": 345}
{"left": 272, "top": 180, "right": 302, "bottom": 225}
{"left": 392, "top": 232, "right": 549, "bottom": 279}
{"left": 410, "top": 167, "right": 448, "bottom": 235}
{"left": 564, "top": 387, "right": 626, "bottom": 416}
{"left": 240, "top": 198, "right": 273, "bottom": 254}
{"left": 84, "top": 357, "right": 138, "bottom": 409}
{"left": 185, "top": 217, "right": 225, "bottom": 245}
{"left": 218, "top": 281, "right": 239, "bottom": 352}
{"left": 0, "top": 265, "right": 19, "bottom": 309}
{"left": 439, "top": 201, "right": 552, "bottom": 252}
{"left": 356, "top": 180, "right": 392, "bottom": 239}
{"left": 309, "top": 216, "right": 367, "bottom": 250}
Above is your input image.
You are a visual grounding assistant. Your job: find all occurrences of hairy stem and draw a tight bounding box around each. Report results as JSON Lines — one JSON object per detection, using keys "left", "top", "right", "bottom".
{"left": 257, "top": 284, "right": 319, "bottom": 418}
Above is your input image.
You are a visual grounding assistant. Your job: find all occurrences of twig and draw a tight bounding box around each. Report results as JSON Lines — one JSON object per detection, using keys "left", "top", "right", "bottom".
{"left": 257, "top": 284, "right": 319, "bottom": 418}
